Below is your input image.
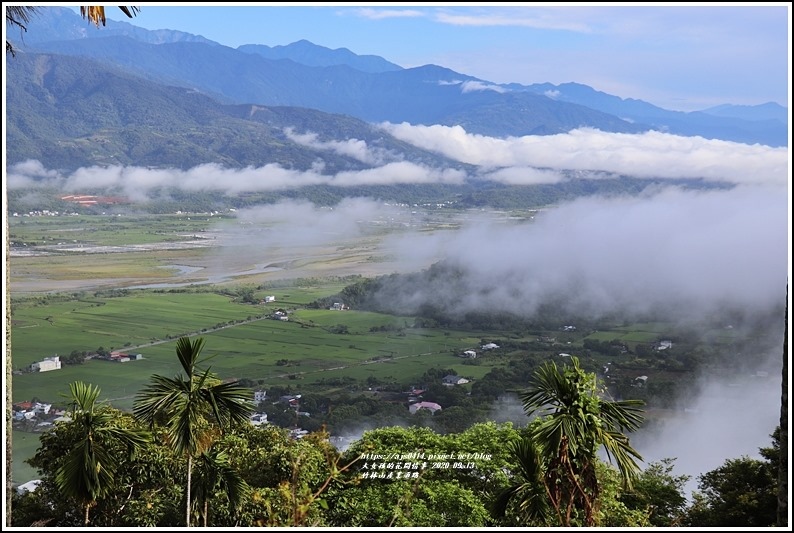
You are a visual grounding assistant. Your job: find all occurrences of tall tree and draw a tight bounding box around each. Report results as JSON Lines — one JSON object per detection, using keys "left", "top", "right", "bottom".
{"left": 133, "top": 336, "right": 253, "bottom": 527}
{"left": 54, "top": 381, "right": 149, "bottom": 526}
{"left": 500, "top": 356, "right": 645, "bottom": 526}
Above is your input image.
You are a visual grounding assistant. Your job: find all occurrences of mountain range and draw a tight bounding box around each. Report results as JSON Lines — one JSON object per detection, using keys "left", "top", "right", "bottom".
{"left": 4, "top": 6, "right": 788, "bottom": 177}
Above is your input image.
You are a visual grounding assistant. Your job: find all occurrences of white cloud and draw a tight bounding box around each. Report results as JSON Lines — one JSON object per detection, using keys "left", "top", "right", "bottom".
{"left": 353, "top": 8, "right": 424, "bottom": 20}
{"left": 460, "top": 80, "right": 506, "bottom": 94}
{"left": 6, "top": 160, "right": 465, "bottom": 198}
{"left": 378, "top": 123, "right": 788, "bottom": 186}
{"left": 433, "top": 11, "right": 591, "bottom": 33}
{"left": 284, "top": 127, "right": 389, "bottom": 165}
{"left": 480, "top": 166, "right": 565, "bottom": 185}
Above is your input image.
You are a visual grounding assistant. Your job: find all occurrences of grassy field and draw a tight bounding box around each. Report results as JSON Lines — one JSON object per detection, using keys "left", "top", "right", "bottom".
{"left": 10, "top": 288, "right": 492, "bottom": 408}
{"left": 10, "top": 292, "right": 265, "bottom": 368}
{"left": 9, "top": 213, "right": 218, "bottom": 247}
{"left": 11, "top": 430, "right": 43, "bottom": 485}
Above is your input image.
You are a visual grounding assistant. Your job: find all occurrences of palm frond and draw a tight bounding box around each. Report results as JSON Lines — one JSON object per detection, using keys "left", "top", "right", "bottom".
{"left": 192, "top": 447, "right": 250, "bottom": 513}
{"left": 492, "top": 438, "right": 549, "bottom": 521}
{"left": 80, "top": 6, "right": 107, "bottom": 27}
{"left": 118, "top": 6, "right": 141, "bottom": 19}
{"left": 175, "top": 336, "right": 204, "bottom": 378}
{"left": 133, "top": 375, "right": 189, "bottom": 425}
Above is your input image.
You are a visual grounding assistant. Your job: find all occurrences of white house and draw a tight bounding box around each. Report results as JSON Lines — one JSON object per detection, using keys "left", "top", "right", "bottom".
{"left": 409, "top": 401, "right": 442, "bottom": 415}
{"left": 657, "top": 340, "right": 673, "bottom": 350}
{"left": 265, "top": 296, "right": 276, "bottom": 303}
{"left": 33, "top": 402, "right": 51, "bottom": 415}
{"left": 460, "top": 350, "right": 477, "bottom": 359}
{"left": 30, "top": 355, "right": 61, "bottom": 372}
{"left": 442, "top": 374, "right": 469, "bottom": 386}
{"left": 250, "top": 413, "right": 269, "bottom": 426}
{"left": 16, "top": 480, "right": 41, "bottom": 495}
{"left": 481, "top": 343, "right": 500, "bottom": 350}
{"left": 254, "top": 390, "right": 267, "bottom": 403}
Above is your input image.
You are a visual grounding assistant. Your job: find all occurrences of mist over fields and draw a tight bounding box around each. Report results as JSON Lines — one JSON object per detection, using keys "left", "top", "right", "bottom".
{"left": 8, "top": 124, "right": 788, "bottom": 494}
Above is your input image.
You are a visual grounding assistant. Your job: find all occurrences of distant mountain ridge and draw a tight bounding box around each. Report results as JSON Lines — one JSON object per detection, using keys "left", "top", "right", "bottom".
{"left": 6, "top": 52, "right": 471, "bottom": 173}
{"left": 506, "top": 82, "right": 788, "bottom": 147}
{"left": 8, "top": 6, "right": 788, "bottom": 148}
{"left": 700, "top": 102, "right": 788, "bottom": 123}
{"left": 7, "top": 6, "right": 218, "bottom": 46}
{"left": 238, "top": 39, "right": 403, "bottom": 73}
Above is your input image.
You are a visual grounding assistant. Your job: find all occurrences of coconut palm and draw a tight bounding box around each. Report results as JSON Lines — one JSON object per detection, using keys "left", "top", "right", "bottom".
{"left": 133, "top": 336, "right": 253, "bottom": 527}
{"left": 54, "top": 381, "right": 149, "bottom": 526}
{"left": 503, "top": 356, "right": 645, "bottom": 526}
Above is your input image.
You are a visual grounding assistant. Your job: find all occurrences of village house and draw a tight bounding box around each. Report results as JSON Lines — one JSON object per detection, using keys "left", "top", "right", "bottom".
{"left": 30, "top": 355, "right": 61, "bottom": 372}
{"left": 279, "top": 394, "right": 301, "bottom": 408}
{"left": 408, "top": 401, "right": 442, "bottom": 415}
{"left": 657, "top": 340, "right": 673, "bottom": 350}
{"left": 254, "top": 390, "right": 267, "bottom": 403}
{"left": 459, "top": 350, "right": 477, "bottom": 359}
{"left": 249, "top": 413, "right": 269, "bottom": 426}
{"left": 442, "top": 374, "right": 470, "bottom": 386}
{"left": 264, "top": 296, "right": 276, "bottom": 303}
{"left": 33, "top": 402, "right": 52, "bottom": 415}
{"left": 15, "top": 480, "right": 41, "bottom": 495}
{"left": 481, "top": 343, "right": 500, "bottom": 350}
{"left": 105, "top": 352, "right": 143, "bottom": 363}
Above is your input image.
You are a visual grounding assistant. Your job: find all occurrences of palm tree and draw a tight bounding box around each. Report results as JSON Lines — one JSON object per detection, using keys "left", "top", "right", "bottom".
{"left": 500, "top": 356, "right": 645, "bottom": 526}
{"left": 54, "top": 381, "right": 149, "bottom": 526}
{"left": 192, "top": 444, "right": 249, "bottom": 527}
{"left": 133, "top": 336, "right": 253, "bottom": 527}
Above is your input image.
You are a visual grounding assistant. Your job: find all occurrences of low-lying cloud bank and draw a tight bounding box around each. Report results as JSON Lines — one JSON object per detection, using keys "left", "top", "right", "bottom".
{"left": 379, "top": 123, "right": 788, "bottom": 185}
{"left": 7, "top": 126, "right": 788, "bottom": 200}
{"left": 380, "top": 184, "right": 788, "bottom": 321}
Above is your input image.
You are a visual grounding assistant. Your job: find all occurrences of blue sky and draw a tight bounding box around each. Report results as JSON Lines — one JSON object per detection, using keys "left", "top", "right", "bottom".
{"left": 78, "top": 2, "right": 791, "bottom": 112}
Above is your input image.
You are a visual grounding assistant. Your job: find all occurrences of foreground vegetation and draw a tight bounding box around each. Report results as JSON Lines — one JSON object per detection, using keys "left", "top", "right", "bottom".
{"left": 12, "top": 346, "right": 780, "bottom": 527}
